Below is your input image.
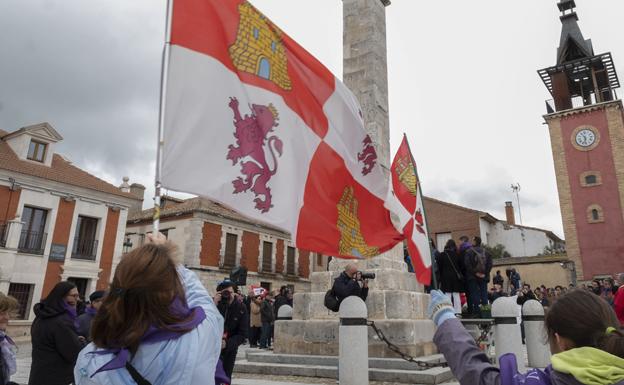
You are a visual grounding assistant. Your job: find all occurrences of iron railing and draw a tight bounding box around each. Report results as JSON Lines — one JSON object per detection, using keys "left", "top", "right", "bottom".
{"left": 18, "top": 230, "right": 47, "bottom": 255}
{"left": 72, "top": 237, "right": 98, "bottom": 260}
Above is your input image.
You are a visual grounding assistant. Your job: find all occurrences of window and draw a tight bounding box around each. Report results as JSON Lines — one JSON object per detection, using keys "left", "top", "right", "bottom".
{"left": 19, "top": 206, "right": 48, "bottom": 254}
{"left": 67, "top": 277, "right": 89, "bottom": 299}
{"left": 286, "top": 247, "right": 296, "bottom": 275}
{"left": 587, "top": 204, "right": 604, "bottom": 223}
{"left": 316, "top": 253, "right": 323, "bottom": 267}
{"left": 260, "top": 281, "right": 271, "bottom": 293}
{"left": 8, "top": 283, "right": 34, "bottom": 320}
{"left": 253, "top": 28, "right": 259, "bottom": 40}
{"left": 72, "top": 216, "right": 98, "bottom": 260}
{"left": 262, "top": 241, "right": 273, "bottom": 272}
{"left": 27, "top": 140, "right": 47, "bottom": 162}
{"left": 271, "top": 41, "right": 277, "bottom": 52}
{"left": 580, "top": 171, "right": 601, "bottom": 187}
{"left": 224, "top": 233, "right": 237, "bottom": 268}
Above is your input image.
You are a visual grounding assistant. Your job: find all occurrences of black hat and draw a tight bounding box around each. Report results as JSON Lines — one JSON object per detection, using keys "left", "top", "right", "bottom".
{"left": 89, "top": 290, "right": 105, "bottom": 302}
{"left": 216, "top": 279, "right": 235, "bottom": 292}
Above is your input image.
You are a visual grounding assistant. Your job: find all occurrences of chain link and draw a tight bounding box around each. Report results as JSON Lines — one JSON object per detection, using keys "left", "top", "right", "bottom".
{"left": 367, "top": 320, "right": 494, "bottom": 369}
{"left": 367, "top": 321, "right": 447, "bottom": 369}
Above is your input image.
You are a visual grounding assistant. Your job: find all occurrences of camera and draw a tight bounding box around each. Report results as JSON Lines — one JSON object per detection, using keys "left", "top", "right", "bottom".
{"left": 359, "top": 272, "right": 376, "bottom": 280}
{"left": 220, "top": 290, "right": 231, "bottom": 306}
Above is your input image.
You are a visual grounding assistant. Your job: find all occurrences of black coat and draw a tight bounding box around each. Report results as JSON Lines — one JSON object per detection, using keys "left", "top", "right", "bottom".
{"left": 463, "top": 246, "right": 493, "bottom": 282}
{"left": 29, "top": 303, "right": 83, "bottom": 385}
{"left": 436, "top": 249, "right": 465, "bottom": 293}
{"left": 332, "top": 272, "right": 368, "bottom": 303}
{"left": 273, "top": 294, "right": 288, "bottom": 319}
{"left": 261, "top": 299, "right": 274, "bottom": 323}
{"left": 217, "top": 298, "right": 249, "bottom": 353}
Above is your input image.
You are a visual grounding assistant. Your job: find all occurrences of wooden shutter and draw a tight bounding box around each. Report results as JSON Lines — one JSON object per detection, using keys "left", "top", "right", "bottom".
{"left": 262, "top": 241, "right": 273, "bottom": 272}
{"left": 286, "top": 247, "right": 295, "bottom": 275}
{"left": 224, "top": 233, "right": 237, "bottom": 268}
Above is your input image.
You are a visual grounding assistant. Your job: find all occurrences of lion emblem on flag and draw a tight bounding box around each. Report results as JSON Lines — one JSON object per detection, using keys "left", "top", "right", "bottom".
{"left": 357, "top": 135, "right": 377, "bottom": 176}
{"left": 226, "top": 97, "right": 283, "bottom": 213}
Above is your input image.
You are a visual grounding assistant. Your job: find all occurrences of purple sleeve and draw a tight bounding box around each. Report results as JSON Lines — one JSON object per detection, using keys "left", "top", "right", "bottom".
{"left": 433, "top": 318, "right": 501, "bottom": 385}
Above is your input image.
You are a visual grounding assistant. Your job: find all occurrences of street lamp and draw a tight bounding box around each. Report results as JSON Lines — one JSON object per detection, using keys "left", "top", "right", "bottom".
{"left": 511, "top": 183, "right": 523, "bottom": 225}
{"left": 560, "top": 261, "right": 577, "bottom": 286}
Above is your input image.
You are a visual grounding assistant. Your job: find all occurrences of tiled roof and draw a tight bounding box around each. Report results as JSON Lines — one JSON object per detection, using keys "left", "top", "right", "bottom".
{"left": 128, "top": 197, "right": 289, "bottom": 235}
{"left": 0, "top": 130, "right": 139, "bottom": 201}
{"left": 423, "top": 196, "right": 563, "bottom": 242}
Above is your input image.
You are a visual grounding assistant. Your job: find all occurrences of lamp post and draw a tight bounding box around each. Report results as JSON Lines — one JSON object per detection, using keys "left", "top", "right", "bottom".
{"left": 560, "top": 261, "right": 577, "bottom": 286}
{"left": 510, "top": 183, "right": 523, "bottom": 225}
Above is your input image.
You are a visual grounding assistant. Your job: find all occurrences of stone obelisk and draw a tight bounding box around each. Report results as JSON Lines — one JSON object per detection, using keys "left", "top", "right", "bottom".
{"left": 274, "top": 0, "right": 435, "bottom": 358}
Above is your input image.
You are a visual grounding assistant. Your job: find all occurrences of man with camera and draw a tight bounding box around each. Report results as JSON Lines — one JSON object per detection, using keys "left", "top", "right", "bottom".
{"left": 214, "top": 280, "right": 248, "bottom": 379}
{"left": 332, "top": 264, "right": 372, "bottom": 304}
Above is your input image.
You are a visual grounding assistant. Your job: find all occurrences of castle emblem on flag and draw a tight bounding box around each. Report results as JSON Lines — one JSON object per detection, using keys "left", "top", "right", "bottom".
{"left": 337, "top": 186, "right": 380, "bottom": 258}
{"left": 229, "top": 2, "right": 292, "bottom": 90}
{"left": 394, "top": 156, "right": 417, "bottom": 196}
{"left": 357, "top": 135, "right": 377, "bottom": 176}
{"left": 226, "top": 97, "right": 283, "bottom": 213}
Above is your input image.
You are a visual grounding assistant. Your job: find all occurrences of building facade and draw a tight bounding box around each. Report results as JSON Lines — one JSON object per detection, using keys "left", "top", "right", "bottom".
{"left": 126, "top": 196, "right": 314, "bottom": 295}
{"left": 0, "top": 123, "right": 141, "bottom": 320}
{"left": 424, "top": 197, "right": 565, "bottom": 257}
{"left": 539, "top": 1, "right": 624, "bottom": 280}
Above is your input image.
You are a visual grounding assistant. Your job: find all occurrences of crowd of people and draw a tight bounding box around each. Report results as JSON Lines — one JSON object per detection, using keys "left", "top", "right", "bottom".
{"left": 433, "top": 235, "right": 624, "bottom": 322}
{"left": 0, "top": 232, "right": 620, "bottom": 384}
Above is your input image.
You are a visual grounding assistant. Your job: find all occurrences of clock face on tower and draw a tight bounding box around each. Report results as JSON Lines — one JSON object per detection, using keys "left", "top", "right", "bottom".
{"left": 571, "top": 126, "right": 599, "bottom": 151}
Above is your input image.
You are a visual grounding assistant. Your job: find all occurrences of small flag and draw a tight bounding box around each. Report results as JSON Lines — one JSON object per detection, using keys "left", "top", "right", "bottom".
{"left": 386, "top": 135, "right": 432, "bottom": 285}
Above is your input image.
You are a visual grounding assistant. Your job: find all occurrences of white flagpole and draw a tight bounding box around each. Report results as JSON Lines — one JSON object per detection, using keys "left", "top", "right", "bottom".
{"left": 154, "top": 0, "right": 174, "bottom": 235}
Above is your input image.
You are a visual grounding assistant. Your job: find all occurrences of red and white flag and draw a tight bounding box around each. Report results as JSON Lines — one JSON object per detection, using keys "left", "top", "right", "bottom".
{"left": 161, "top": 0, "right": 403, "bottom": 259}
{"left": 386, "top": 136, "right": 432, "bottom": 285}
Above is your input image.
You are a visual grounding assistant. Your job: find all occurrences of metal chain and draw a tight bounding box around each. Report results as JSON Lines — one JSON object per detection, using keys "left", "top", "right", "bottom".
{"left": 367, "top": 321, "right": 448, "bottom": 369}
{"left": 367, "top": 320, "right": 493, "bottom": 369}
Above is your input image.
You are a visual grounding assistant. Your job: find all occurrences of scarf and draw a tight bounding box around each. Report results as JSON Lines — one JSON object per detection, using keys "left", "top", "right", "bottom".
{"left": 63, "top": 301, "right": 80, "bottom": 332}
{"left": 552, "top": 347, "right": 624, "bottom": 385}
{"left": 0, "top": 331, "right": 16, "bottom": 383}
{"left": 85, "top": 307, "right": 97, "bottom": 317}
{"left": 89, "top": 299, "right": 206, "bottom": 377}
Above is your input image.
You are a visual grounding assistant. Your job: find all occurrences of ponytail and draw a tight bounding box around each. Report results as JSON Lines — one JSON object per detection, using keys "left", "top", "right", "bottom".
{"left": 599, "top": 326, "right": 624, "bottom": 358}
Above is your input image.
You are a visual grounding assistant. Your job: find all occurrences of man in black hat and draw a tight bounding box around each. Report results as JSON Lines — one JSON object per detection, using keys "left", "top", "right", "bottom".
{"left": 213, "top": 279, "right": 248, "bottom": 379}
{"left": 77, "top": 290, "right": 105, "bottom": 340}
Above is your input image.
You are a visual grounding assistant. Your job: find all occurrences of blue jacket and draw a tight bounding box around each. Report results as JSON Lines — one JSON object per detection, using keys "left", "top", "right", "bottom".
{"left": 74, "top": 266, "right": 224, "bottom": 385}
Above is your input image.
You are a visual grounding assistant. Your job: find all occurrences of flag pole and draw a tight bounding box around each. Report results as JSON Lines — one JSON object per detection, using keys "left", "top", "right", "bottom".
{"left": 154, "top": 0, "right": 174, "bottom": 235}
{"left": 403, "top": 133, "right": 439, "bottom": 290}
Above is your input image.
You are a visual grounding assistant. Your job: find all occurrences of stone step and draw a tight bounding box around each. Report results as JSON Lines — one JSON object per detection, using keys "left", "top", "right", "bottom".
{"left": 245, "top": 350, "right": 446, "bottom": 371}
{"left": 234, "top": 360, "right": 454, "bottom": 384}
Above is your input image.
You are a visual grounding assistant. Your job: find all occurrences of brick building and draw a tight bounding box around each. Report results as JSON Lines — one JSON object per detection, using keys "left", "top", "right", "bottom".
{"left": 0, "top": 123, "right": 141, "bottom": 320}
{"left": 126, "top": 196, "right": 319, "bottom": 295}
{"left": 424, "top": 197, "right": 564, "bottom": 257}
{"left": 538, "top": 1, "right": 624, "bottom": 281}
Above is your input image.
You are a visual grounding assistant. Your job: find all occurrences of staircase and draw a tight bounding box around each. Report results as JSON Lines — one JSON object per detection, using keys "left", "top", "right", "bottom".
{"left": 234, "top": 349, "right": 455, "bottom": 384}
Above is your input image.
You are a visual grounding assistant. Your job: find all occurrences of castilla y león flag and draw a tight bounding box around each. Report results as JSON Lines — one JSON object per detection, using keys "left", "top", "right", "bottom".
{"left": 386, "top": 136, "right": 432, "bottom": 285}
{"left": 161, "top": 0, "right": 403, "bottom": 258}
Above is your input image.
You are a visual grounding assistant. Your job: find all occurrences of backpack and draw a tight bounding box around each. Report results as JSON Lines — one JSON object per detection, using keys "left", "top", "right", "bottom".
{"left": 324, "top": 288, "right": 340, "bottom": 312}
{"left": 471, "top": 247, "right": 487, "bottom": 275}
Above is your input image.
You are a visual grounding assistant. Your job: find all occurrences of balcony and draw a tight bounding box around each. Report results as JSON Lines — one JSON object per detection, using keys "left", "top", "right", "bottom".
{"left": 18, "top": 230, "right": 47, "bottom": 255}
{"left": 72, "top": 237, "right": 98, "bottom": 260}
{"left": 0, "top": 223, "right": 7, "bottom": 248}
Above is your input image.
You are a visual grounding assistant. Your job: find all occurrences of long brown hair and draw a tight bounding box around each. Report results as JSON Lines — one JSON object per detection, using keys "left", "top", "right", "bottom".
{"left": 545, "top": 289, "right": 624, "bottom": 357}
{"left": 91, "top": 243, "right": 191, "bottom": 352}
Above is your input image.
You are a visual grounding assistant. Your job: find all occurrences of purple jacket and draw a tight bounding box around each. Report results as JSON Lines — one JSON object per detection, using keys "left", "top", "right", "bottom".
{"left": 433, "top": 318, "right": 624, "bottom": 385}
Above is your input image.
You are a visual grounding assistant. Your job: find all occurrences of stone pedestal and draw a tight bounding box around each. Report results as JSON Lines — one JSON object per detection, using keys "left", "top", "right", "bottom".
{"left": 274, "top": 245, "right": 436, "bottom": 357}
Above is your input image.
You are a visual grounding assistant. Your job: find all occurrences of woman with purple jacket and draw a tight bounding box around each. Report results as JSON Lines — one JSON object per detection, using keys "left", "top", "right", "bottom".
{"left": 428, "top": 289, "right": 624, "bottom": 385}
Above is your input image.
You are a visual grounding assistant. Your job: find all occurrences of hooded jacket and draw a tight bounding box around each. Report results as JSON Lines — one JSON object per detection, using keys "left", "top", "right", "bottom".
{"left": 434, "top": 318, "right": 624, "bottom": 385}
{"left": 74, "top": 267, "right": 224, "bottom": 385}
{"left": 29, "top": 300, "right": 83, "bottom": 385}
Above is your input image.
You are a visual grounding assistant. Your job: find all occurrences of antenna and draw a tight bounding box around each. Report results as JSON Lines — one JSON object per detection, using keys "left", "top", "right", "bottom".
{"left": 511, "top": 183, "right": 523, "bottom": 226}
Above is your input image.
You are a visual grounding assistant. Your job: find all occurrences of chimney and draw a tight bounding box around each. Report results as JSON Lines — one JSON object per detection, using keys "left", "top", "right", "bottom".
{"left": 129, "top": 183, "right": 146, "bottom": 213}
{"left": 505, "top": 201, "right": 516, "bottom": 225}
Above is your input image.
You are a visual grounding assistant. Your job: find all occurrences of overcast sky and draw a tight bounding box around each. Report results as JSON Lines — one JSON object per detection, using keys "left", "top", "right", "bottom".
{"left": 2, "top": 0, "right": 624, "bottom": 238}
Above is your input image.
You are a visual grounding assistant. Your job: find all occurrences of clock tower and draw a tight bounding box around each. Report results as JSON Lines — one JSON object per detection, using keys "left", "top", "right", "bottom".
{"left": 539, "top": 0, "right": 624, "bottom": 281}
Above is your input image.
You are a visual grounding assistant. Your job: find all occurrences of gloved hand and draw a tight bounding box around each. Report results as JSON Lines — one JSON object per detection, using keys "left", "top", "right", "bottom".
{"left": 427, "top": 290, "right": 456, "bottom": 327}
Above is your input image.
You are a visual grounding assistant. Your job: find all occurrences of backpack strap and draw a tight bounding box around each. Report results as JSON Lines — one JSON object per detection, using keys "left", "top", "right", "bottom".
{"left": 125, "top": 362, "right": 152, "bottom": 385}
